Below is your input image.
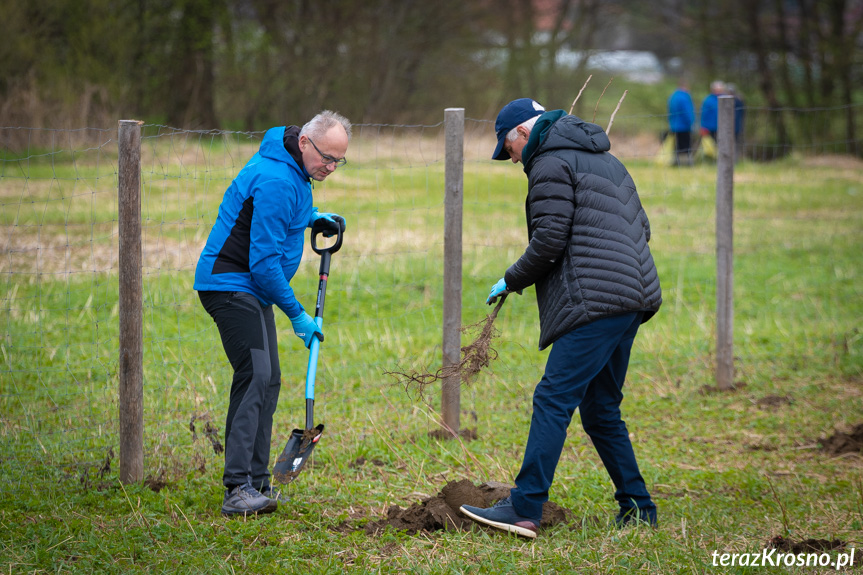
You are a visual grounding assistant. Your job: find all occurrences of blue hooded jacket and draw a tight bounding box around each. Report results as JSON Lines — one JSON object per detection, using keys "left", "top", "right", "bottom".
{"left": 194, "top": 126, "right": 313, "bottom": 319}
{"left": 668, "top": 89, "right": 695, "bottom": 133}
{"left": 700, "top": 94, "right": 719, "bottom": 132}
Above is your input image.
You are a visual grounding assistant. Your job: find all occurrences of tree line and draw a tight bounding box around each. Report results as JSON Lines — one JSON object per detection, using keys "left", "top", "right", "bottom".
{"left": 1, "top": 0, "right": 860, "bottom": 153}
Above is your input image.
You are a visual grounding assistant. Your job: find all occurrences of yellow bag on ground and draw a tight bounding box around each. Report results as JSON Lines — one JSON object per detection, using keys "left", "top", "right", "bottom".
{"left": 655, "top": 133, "right": 675, "bottom": 166}
{"left": 701, "top": 134, "right": 717, "bottom": 160}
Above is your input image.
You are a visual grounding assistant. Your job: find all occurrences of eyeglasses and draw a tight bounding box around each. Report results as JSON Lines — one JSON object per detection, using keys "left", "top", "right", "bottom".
{"left": 307, "top": 137, "right": 347, "bottom": 168}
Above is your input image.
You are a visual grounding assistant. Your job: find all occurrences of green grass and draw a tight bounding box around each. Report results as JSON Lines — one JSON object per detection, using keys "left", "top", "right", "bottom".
{"left": 1, "top": 132, "right": 862, "bottom": 573}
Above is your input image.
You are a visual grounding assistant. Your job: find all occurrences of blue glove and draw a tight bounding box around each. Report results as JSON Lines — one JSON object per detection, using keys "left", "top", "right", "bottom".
{"left": 309, "top": 208, "right": 346, "bottom": 237}
{"left": 487, "top": 277, "right": 517, "bottom": 305}
{"left": 289, "top": 311, "right": 324, "bottom": 348}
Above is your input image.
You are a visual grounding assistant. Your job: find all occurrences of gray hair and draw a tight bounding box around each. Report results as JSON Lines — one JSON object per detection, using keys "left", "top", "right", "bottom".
{"left": 710, "top": 80, "right": 726, "bottom": 93}
{"left": 506, "top": 115, "right": 539, "bottom": 142}
{"left": 300, "top": 110, "right": 353, "bottom": 141}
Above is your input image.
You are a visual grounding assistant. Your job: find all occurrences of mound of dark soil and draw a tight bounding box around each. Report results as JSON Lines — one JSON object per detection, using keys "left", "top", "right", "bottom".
{"left": 143, "top": 475, "right": 169, "bottom": 492}
{"left": 768, "top": 535, "right": 845, "bottom": 554}
{"left": 820, "top": 423, "right": 863, "bottom": 455}
{"left": 364, "top": 479, "right": 572, "bottom": 536}
{"left": 754, "top": 394, "right": 792, "bottom": 409}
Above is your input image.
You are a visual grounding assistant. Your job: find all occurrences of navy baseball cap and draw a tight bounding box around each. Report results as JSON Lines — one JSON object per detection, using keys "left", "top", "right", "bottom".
{"left": 492, "top": 98, "right": 546, "bottom": 160}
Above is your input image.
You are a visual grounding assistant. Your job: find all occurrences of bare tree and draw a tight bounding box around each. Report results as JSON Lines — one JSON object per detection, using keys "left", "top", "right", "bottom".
{"left": 742, "top": 0, "right": 789, "bottom": 149}
{"left": 164, "top": 0, "right": 224, "bottom": 129}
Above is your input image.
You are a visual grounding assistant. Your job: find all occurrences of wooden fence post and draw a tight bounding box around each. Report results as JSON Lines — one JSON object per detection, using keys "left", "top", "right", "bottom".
{"left": 716, "top": 97, "right": 735, "bottom": 390}
{"left": 118, "top": 119, "right": 144, "bottom": 482}
{"left": 442, "top": 108, "right": 464, "bottom": 434}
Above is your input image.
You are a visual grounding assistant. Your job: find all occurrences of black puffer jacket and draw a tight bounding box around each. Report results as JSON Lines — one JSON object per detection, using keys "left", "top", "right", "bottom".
{"left": 504, "top": 110, "right": 661, "bottom": 350}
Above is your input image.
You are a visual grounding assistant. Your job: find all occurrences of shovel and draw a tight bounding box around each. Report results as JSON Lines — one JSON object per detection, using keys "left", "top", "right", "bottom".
{"left": 272, "top": 216, "right": 344, "bottom": 484}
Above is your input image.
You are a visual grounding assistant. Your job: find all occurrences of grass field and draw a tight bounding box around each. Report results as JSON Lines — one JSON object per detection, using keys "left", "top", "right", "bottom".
{"left": 1, "top": 126, "right": 862, "bottom": 573}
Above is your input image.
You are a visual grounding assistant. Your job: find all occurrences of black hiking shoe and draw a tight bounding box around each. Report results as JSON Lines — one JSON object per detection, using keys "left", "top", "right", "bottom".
{"left": 460, "top": 497, "right": 540, "bottom": 539}
{"left": 221, "top": 483, "right": 277, "bottom": 517}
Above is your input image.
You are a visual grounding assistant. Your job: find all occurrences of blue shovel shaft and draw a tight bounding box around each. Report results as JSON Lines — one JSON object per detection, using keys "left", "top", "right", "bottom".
{"left": 304, "top": 318, "right": 322, "bottom": 429}
{"left": 274, "top": 222, "right": 340, "bottom": 484}
{"left": 305, "top": 317, "right": 323, "bottom": 399}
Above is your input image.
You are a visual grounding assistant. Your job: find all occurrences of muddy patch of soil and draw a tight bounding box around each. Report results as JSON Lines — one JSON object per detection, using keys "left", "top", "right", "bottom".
{"left": 363, "top": 479, "right": 573, "bottom": 536}
{"left": 820, "top": 423, "right": 863, "bottom": 455}
{"left": 143, "top": 472, "right": 169, "bottom": 492}
{"left": 754, "top": 395, "right": 792, "bottom": 409}
{"left": 768, "top": 535, "right": 846, "bottom": 554}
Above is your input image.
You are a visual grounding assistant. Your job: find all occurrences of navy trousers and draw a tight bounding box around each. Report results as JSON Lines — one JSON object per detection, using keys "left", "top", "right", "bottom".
{"left": 510, "top": 312, "right": 655, "bottom": 521}
{"left": 198, "top": 291, "right": 281, "bottom": 489}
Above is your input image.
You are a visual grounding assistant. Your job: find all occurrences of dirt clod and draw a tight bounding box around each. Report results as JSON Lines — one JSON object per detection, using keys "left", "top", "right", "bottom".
{"left": 363, "top": 480, "right": 573, "bottom": 536}
{"left": 349, "top": 457, "right": 385, "bottom": 468}
{"left": 768, "top": 535, "right": 845, "bottom": 554}
{"left": 754, "top": 395, "right": 792, "bottom": 409}
{"left": 820, "top": 422, "right": 863, "bottom": 455}
{"left": 144, "top": 476, "right": 168, "bottom": 492}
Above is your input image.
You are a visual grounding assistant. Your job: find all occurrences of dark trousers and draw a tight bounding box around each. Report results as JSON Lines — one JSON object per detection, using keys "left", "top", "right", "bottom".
{"left": 673, "top": 131, "right": 692, "bottom": 164}
{"left": 198, "top": 291, "right": 281, "bottom": 489}
{"left": 510, "top": 312, "right": 655, "bottom": 521}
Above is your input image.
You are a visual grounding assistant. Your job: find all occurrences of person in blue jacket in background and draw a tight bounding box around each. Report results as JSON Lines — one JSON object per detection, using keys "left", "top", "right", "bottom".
{"left": 667, "top": 80, "right": 695, "bottom": 165}
{"left": 699, "top": 80, "right": 726, "bottom": 141}
{"left": 727, "top": 83, "right": 746, "bottom": 160}
{"left": 195, "top": 110, "right": 351, "bottom": 517}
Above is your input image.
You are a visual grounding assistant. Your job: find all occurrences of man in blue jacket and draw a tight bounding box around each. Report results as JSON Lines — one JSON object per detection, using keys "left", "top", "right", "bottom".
{"left": 460, "top": 99, "right": 661, "bottom": 538}
{"left": 668, "top": 80, "right": 695, "bottom": 165}
{"left": 195, "top": 110, "right": 351, "bottom": 516}
{"left": 700, "top": 80, "right": 726, "bottom": 141}
{"left": 727, "top": 83, "right": 746, "bottom": 160}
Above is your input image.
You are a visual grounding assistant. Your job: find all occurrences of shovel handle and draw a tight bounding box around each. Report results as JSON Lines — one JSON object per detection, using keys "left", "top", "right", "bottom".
{"left": 311, "top": 218, "right": 343, "bottom": 255}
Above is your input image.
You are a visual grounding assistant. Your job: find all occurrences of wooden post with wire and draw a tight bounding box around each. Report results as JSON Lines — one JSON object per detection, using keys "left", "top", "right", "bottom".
{"left": 118, "top": 119, "right": 144, "bottom": 483}
{"left": 716, "top": 97, "right": 735, "bottom": 390}
{"left": 442, "top": 108, "right": 464, "bottom": 434}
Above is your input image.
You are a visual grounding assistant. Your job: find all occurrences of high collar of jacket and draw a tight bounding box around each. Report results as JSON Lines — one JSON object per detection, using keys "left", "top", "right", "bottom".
{"left": 258, "top": 126, "right": 311, "bottom": 181}
{"left": 523, "top": 110, "right": 611, "bottom": 172}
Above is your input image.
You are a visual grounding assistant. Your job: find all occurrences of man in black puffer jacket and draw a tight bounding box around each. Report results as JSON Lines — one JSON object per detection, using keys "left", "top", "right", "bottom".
{"left": 460, "top": 99, "right": 662, "bottom": 539}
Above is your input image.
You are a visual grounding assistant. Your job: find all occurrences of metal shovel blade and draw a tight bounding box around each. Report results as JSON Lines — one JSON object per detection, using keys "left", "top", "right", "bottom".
{"left": 272, "top": 423, "right": 324, "bottom": 484}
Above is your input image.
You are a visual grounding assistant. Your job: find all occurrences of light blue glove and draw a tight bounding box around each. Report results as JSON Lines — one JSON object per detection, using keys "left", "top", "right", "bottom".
{"left": 309, "top": 207, "right": 347, "bottom": 230}
{"left": 487, "top": 277, "right": 514, "bottom": 305}
{"left": 289, "top": 311, "right": 324, "bottom": 348}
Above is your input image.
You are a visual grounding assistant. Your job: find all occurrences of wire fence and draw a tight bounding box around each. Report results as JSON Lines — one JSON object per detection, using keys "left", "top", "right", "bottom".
{"left": 1, "top": 105, "right": 861, "bottom": 485}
